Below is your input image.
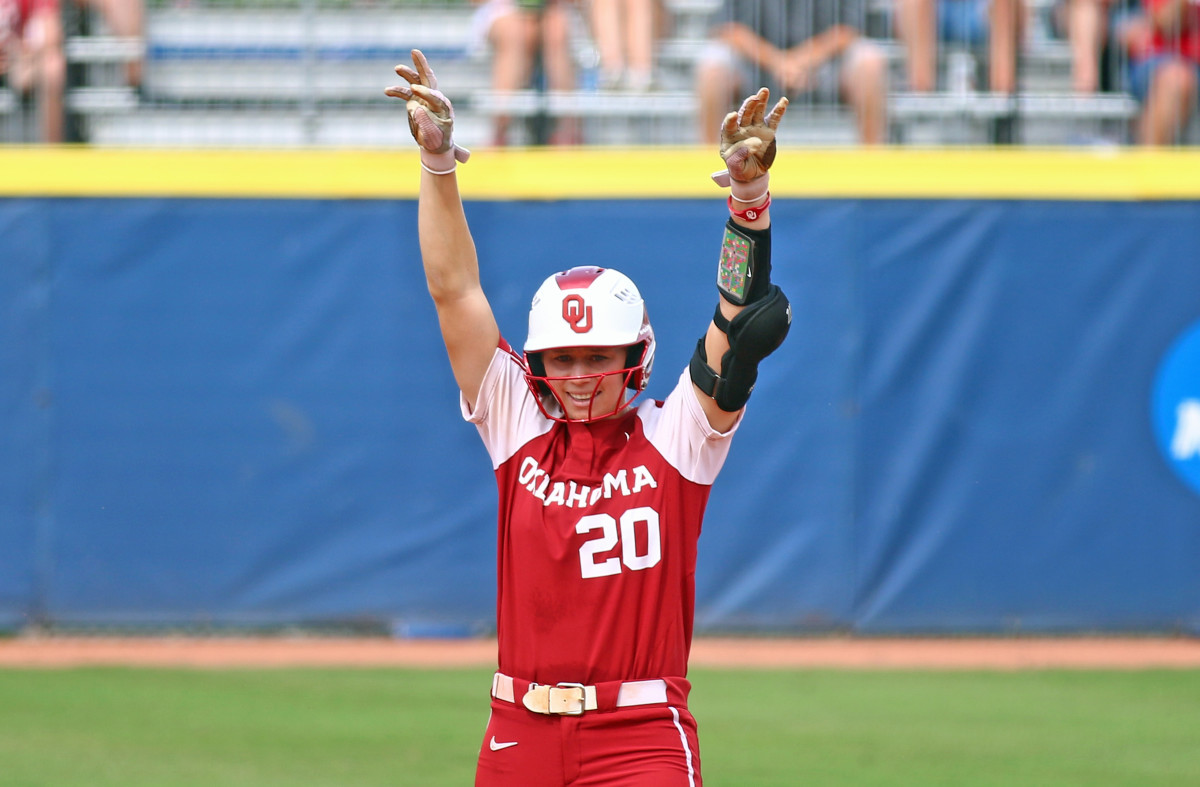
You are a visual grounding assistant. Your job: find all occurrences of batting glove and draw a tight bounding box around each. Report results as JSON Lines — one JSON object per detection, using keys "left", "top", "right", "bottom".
{"left": 385, "top": 49, "right": 471, "bottom": 174}
{"left": 712, "top": 88, "right": 789, "bottom": 201}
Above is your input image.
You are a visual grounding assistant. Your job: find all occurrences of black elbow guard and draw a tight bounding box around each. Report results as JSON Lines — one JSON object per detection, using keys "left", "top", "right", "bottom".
{"left": 690, "top": 284, "right": 792, "bottom": 411}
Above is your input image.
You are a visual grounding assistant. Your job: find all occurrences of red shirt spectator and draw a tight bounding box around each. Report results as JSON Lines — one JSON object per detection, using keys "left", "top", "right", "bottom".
{"left": 0, "top": 0, "right": 65, "bottom": 142}
{"left": 1, "top": 0, "right": 61, "bottom": 39}
{"left": 1142, "top": 0, "right": 1200, "bottom": 60}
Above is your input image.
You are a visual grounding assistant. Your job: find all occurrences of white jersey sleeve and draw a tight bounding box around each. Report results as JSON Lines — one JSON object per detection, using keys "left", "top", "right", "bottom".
{"left": 462, "top": 347, "right": 741, "bottom": 484}
{"left": 637, "top": 369, "right": 743, "bottom": 485}
{"left": 460, "top": 344, "right": 554, "bottom": 470}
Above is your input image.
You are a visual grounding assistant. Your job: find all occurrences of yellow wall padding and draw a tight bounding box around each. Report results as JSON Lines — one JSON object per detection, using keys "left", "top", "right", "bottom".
{"left": 3, "top": 147, "right": 1200, "bottom": 200}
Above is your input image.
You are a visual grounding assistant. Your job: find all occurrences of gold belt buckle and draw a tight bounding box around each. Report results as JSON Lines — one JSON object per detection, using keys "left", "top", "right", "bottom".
{"left": 551, "top": 682, "right": 587, "bottom": 715}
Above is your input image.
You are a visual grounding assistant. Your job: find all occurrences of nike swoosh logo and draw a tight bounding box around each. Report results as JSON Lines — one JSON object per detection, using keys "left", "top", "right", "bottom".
{"left": 489, "top": 736, "right": 519, "bottom": 751}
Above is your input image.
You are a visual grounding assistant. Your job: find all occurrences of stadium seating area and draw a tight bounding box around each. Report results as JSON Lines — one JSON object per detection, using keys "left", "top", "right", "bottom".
{"left": 3, "top": 0, "right": 1196, "bottom": 146}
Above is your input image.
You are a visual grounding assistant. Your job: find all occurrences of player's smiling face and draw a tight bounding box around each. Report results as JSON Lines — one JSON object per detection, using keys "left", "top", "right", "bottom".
{"left": 542, "top": 346, "right": 630, "bottom": 421}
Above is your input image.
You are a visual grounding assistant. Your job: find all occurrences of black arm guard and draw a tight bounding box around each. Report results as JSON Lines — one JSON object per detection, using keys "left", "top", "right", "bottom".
{"left": 717, "top": 220, "right": 772, "bottom": 306}
{"left": 690, "top": 284, "right": 791, "bottom": 411}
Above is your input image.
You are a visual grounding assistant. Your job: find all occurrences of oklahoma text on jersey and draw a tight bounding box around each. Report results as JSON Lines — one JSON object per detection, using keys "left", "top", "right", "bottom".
{"left": 517, "top": 457, "right": 659, "bottom": 508}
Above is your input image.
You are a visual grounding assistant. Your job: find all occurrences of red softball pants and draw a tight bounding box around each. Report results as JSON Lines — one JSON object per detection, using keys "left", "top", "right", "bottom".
{"left": 474, "top": 688, "right": 701, "bottom": 786}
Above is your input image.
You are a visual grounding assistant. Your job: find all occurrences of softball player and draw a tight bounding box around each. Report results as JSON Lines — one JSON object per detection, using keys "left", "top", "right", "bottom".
{"left": 387, "top": 50, "right": 791, "bottom": 787}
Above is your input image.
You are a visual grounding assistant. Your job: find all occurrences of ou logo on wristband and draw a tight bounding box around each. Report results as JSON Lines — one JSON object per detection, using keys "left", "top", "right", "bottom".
{"left": 562, "top": 295, "right": 593, "bottom": 333}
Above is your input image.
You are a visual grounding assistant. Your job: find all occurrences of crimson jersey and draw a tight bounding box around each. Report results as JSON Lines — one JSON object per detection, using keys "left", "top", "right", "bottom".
{"left": 462, "top": 341, "right": 741, "bottom": 686}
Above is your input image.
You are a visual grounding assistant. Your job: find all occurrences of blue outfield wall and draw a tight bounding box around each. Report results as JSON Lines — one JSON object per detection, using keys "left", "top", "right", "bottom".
{"left": 2, "top": 193, "right": 1200, "bottom": 633}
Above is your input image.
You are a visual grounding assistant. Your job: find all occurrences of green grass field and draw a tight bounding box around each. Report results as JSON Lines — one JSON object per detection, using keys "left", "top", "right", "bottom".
{"left": 1, "top": 667, "right": 1198, "bottom": 786}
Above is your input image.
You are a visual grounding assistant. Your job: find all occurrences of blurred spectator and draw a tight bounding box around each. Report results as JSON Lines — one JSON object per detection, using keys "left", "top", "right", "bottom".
{"left": 1064, "top": 0, "right": 1115, "bottom": 91}
{"left": 589, "top": 0, "right": 662, "bottom": 90}
{"left": 1049, "top": 0, "right": 1144, "bottom": 93}
{"left": 695, "top": 0, "right": 888, "bottom": 144}
{"left": 77, "top": 0, "right": 144, "bottom": 88}
{"left": 1127, "top": 0, "right": 1199, "bottom": 143}
{"left": 895, "top": 0, "right": 1021, "bottom": 93}
{"left": 473, "top": 0, "right": 582, "bottom": 145}
{"left": 0, "top": 0, "right": 65, "bottom": 141}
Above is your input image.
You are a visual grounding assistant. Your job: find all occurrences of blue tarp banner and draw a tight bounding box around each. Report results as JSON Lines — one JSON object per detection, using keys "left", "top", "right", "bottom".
{"left": 0, "top": 201, "right": 47, "bottom": 628}
{"left": 2, "top": 196, "right": 1199, "bottom": 632}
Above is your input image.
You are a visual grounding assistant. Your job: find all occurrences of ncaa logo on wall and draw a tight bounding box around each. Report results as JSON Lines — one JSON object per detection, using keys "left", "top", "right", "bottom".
{"left": 1152, "top": 318, "right": 1200, "bottom": 497}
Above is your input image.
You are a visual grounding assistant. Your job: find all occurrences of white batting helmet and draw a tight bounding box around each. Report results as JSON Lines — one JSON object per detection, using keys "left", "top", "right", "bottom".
{"left": 523, "top": 267, "right": 656, "bottom": 416}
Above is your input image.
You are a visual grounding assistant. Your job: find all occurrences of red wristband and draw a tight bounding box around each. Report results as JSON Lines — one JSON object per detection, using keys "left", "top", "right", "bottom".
{"left": 728, "top": 192, "right": 771, "bottom": 222}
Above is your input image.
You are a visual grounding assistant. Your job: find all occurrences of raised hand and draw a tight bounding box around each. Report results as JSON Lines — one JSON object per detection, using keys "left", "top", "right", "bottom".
{"left": 717, "top": 88, "right": 788, "bottom": 183}
{"left": 385, "top": 49, "right": 470, "bottom": 166}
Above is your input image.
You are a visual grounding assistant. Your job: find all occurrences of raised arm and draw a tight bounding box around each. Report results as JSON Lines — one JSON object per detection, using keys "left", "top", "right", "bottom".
{"left": 690, "top": 88, "right": 792, "bottom": 432}
{"left": 386, "top": 50, "right": 500, "bottom": 410}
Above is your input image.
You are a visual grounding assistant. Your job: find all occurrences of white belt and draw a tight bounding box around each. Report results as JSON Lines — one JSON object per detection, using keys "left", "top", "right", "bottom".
{"left": 491, "top": 672, "right": 669, "bottom": 715}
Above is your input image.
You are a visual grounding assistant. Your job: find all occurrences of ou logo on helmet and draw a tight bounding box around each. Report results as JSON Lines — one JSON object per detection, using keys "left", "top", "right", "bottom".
{"left": 562, "top": 294, "right": 593, "bottom": 334}
{"left": 1151, "top": 318, "right": 1200, "bottom": 498}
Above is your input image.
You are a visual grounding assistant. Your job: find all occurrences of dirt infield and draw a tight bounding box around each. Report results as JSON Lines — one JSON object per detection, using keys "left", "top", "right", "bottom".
{"left": 2, "top": 636, "right": 1200, "bottom": 669}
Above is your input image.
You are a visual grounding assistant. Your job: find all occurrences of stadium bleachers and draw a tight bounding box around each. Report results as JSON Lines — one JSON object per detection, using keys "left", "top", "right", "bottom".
{"left": 0, "top": 87, "right": 20, "bottom": 140}
{"left": 15, "top": 0, "right": 1195, "bottom": 146}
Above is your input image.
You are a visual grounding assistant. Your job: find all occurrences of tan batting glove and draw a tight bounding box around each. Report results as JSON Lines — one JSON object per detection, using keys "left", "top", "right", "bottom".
{"left": 711, "top": 88, "right": 789, "bottom": 201}
{"left": 385, "top": 49, "right": 470, "bottom": 174}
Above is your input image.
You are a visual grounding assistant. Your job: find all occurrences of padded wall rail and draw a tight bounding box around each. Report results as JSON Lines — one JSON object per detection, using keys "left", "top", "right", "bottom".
{"left": 2, "top": 150, "right": 1199, "bottom": 632}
